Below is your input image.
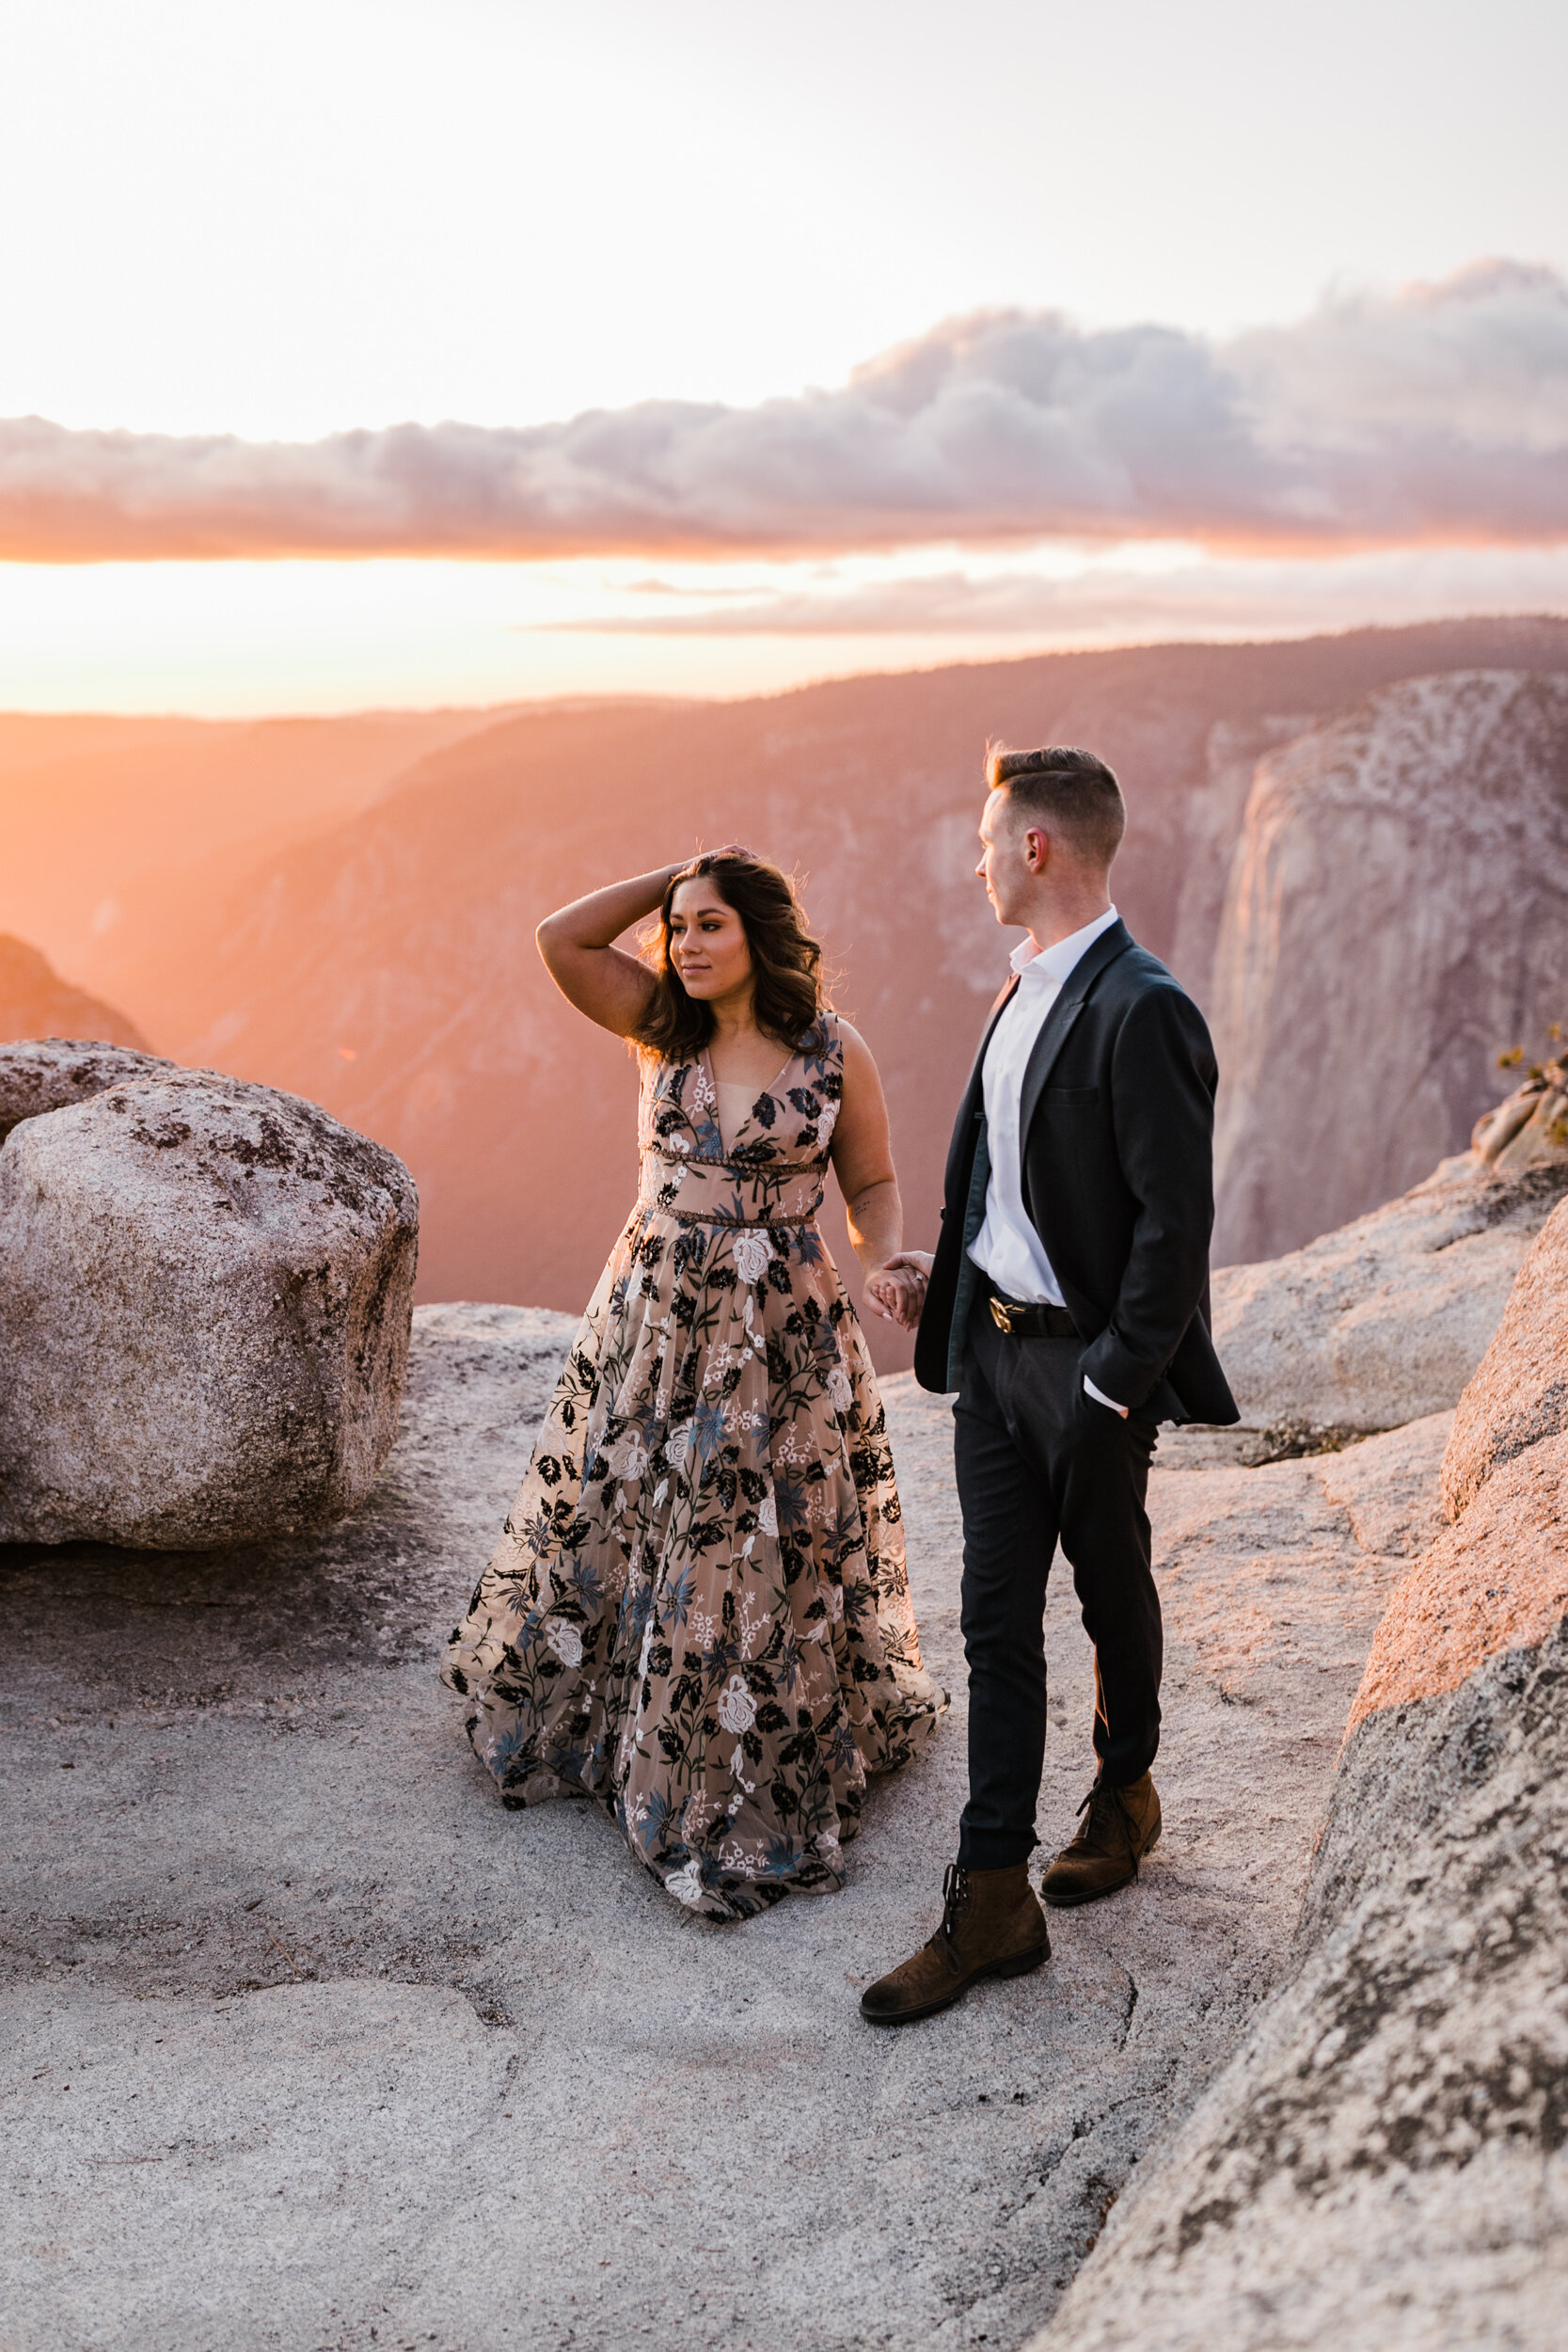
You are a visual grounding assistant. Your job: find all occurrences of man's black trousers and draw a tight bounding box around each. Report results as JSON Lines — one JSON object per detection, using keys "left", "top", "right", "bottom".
{"left": 954, "top": 1296, "right": 1162, "bottom": 1871}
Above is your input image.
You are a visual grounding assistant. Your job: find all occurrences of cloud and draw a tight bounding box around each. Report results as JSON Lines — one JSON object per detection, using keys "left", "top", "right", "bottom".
{"left": 544, "top": 544, "right": 1568, "bottom": 642}
{"left": 4, "top": 262, "right": 1566, "bottom": 562}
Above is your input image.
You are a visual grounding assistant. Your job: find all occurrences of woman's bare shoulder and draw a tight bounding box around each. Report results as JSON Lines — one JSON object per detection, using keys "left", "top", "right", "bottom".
{"left": 831, "top": 1017, "right": 887, "bottom": 1093}
{"left": 832, "top": 1014, "right": 875, "bottom": 1060}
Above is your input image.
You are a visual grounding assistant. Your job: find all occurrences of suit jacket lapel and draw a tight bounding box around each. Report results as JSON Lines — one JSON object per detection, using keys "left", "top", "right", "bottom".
{"left": 1017, "top": 920, "right": 1132, "bottom": 1146}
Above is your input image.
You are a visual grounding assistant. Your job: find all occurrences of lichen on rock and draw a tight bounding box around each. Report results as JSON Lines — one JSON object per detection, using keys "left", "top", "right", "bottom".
{"left": 0, "top": 1045, "right": 419, "bottom": 1548}
{"left": 0, "top": 1037, "right": 174, "bottom": 1144}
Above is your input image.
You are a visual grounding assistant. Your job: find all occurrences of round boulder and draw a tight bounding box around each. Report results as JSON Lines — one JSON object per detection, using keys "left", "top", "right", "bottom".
{"left": 0, "top": 1061, "right": 419, "bottom": 1547}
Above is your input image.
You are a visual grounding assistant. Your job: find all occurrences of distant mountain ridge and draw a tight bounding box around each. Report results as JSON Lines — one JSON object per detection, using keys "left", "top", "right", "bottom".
{"left": 60, "top": 613, "right": 1568, "bottom": 1363}
{"left": 0, "top": 934, "right": 149, "bottom": 1053}
{"left": 0, "top": 705, "right": 550, "bottom": 996}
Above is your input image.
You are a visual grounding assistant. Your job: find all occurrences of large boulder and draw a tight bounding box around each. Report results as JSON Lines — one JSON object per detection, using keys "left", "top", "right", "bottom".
{"left": 1211, "top": 670, "right": 1568, "bottom": 1266}
{"left": 0, "top": 1051, "right": 418, "bottom": 1547}
{"left": 1440, "top": 1192, "right": 1568, "bottom": 1521}
{"left": 1211, "top": 1151, "right": 1568, "bottom": 1432}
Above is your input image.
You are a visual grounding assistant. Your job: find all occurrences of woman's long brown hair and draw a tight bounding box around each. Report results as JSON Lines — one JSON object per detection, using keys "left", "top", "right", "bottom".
{"left": 632, "top": 850, "right": 826, "bottom": 1061}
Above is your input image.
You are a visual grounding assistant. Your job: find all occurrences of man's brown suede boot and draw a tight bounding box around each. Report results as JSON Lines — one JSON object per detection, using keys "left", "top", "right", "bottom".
{"left": 860, "top": 1862, "right": 1051, "bottom": 2025}
{"left": 1040, "top": 1771, "right": 1162, "bottom": 1907}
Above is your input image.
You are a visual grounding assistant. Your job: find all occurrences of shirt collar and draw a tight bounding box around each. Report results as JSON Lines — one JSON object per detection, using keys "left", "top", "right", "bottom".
{"left": 1009, "top": 904, "right": 1119, "bottom": 985}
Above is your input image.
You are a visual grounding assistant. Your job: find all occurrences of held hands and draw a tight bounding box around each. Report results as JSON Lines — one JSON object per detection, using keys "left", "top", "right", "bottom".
{"left": 863, "top": 1249, "right": 935, "bottom": 1330}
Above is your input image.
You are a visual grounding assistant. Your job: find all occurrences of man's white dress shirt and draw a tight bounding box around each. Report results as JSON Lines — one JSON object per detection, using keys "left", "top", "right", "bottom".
{"left": 968, "top": 904, "right": 1129, "bottom": 1415}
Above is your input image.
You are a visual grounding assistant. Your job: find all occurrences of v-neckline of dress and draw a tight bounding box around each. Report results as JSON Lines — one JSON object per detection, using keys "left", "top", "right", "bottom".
{"left": 703, "top": 1044, "right": 796, "bottom": 1152}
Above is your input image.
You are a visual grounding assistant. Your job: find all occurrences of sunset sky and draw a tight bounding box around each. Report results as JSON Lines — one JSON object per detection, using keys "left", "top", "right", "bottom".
{"left": 3, "top": 0, "right": 1565, "bottom": 711}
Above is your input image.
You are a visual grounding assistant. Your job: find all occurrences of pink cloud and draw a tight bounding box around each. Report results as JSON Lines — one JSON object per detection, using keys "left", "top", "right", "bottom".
{"left": 3, "top": 262, "right": 1564, "bottom": 562}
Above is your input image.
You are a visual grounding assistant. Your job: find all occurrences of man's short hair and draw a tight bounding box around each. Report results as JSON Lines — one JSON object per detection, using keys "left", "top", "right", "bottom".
{"left": 985, "top": 742, "right": 1126, "bottom": 869}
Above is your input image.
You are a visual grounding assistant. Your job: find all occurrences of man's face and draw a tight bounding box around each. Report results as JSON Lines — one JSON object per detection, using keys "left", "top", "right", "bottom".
{"left": 975, "top": 787, "right": 1040, "bottom": 927}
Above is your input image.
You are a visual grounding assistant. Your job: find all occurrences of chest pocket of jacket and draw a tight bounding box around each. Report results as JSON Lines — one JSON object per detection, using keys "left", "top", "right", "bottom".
{"left": 1041, "top": 1085, "right": 1099, "bottom": 1106}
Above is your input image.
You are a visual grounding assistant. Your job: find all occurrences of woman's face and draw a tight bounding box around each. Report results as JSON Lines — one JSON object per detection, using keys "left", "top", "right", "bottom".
{"left": 667, "top": 878, "right": 753, "bottom": 1002}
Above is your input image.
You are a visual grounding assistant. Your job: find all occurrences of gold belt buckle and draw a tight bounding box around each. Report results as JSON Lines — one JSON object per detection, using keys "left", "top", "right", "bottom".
{"left": 989, "top": 1295, "right": 1018, "bottom": 1334}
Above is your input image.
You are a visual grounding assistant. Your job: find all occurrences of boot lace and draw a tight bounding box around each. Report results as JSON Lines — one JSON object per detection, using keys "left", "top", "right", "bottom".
{"left": 1074, "top": 1776, "right": 1140, "bottom": 1872}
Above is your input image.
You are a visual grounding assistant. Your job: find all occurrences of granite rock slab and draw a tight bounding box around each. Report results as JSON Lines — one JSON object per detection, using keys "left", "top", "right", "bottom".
{"left": 0, "top": 1307, "right": 1443, "bottom": 2352}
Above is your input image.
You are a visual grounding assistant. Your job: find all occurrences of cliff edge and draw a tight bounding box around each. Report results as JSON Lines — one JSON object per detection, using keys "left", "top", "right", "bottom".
{"left": 1035, "top": 1200, "right": 1568, "bottom": 2352}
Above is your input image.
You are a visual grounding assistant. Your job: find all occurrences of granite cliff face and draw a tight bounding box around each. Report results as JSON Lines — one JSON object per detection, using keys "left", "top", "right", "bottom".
{"left": 1211, "top": 670, "right": 1568, "bottom": 1264}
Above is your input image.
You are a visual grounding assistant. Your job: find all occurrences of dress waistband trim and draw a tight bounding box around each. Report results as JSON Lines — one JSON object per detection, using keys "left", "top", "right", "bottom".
{"left": 664, "top": 1208, "right": 824, "bottom": 1230}
{"left": 646, "top": 1149, "right": 832, "bottom": 1178}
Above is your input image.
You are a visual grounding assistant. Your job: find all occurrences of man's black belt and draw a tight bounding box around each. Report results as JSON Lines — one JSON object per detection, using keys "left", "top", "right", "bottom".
{"left": 984, "top": 1285, "right": 1078, "bottom": 1340}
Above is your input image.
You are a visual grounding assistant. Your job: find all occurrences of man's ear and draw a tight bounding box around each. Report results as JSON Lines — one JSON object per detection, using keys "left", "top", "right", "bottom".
{"left": 1024, "top": 826, "right": 1049, "bottom": 872}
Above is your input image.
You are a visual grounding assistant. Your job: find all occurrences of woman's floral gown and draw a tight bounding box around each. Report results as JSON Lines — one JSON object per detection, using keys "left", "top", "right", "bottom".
{"left": 441, "top": 1013, "right": 944, "bottom": 1920}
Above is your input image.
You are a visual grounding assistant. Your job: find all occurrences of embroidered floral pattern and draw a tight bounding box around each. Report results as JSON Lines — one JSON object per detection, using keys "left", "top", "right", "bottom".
{"left": 441, "top": 1013, "right": 943, "bottom": 1919}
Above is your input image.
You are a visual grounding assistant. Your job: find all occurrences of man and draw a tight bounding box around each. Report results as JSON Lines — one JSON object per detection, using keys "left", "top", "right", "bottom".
{"left": 861, "top": 743, "right": 1238, "bottom": 2026}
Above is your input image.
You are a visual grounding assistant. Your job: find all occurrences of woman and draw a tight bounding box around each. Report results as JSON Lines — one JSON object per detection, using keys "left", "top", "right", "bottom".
{"left": 441, "top": 848, "right": 943, "bottom": 1919}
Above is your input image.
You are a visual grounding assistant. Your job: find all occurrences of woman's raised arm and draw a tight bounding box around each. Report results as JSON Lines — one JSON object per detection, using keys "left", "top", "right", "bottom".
{"left": 535, "top": 865, "right": 679, "bottom": 1038}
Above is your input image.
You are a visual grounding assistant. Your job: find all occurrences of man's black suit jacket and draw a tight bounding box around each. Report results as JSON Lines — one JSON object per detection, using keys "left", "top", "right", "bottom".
{"left": 913, "top": 917, "right": 1240, "bottom": 1426}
